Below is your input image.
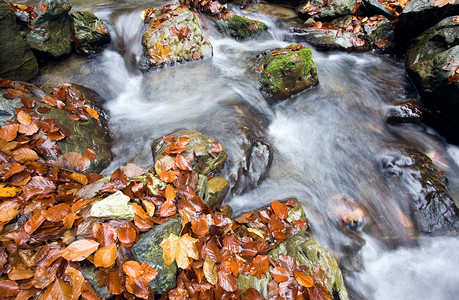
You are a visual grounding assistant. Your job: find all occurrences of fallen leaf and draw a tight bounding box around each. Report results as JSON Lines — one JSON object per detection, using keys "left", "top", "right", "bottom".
{"left": 191, "top": 218, "right": 209, "bottom": 236}
{"left": 69, "top": 173, "right": 88, "bottom": 185}
{"left": 16, "top": 110, "right": 32, "bottom": 125}
{"left": 65, "top": 267, "right": 85, "bottom": 300}
{"left": 39, "top": 2, "right": 48, "bottom": 13}
{"left": 0, "top": 124, "right": 19, "bottom": 142}
{"left": 218, "top": 271, "right": 238, "bottom": 292}
{"left": 244, "top": 288, "right": 262, "bottom": 300}
{"left": 272, "top": 200, "right": 288, "bottom": 219}
{"left": 203, "top": 256, "right": 218, "bottom": 285}
{"left": 160, "top": 199, "right": 176, "bottom": 217}
{"left": 23, "top": 212, "right": 45, "bottom": 234}
{"left": 0, "top": 186, "right": 22, "bottom": 198}
{"left": 270, "top": 266, "right": 290, "bottom": 283}
{"left": 94, "top": 244, "right": 117, "bottom": 268}
{"left": 12, "top": 148, "right": 38, "bottom": 162}
{"left": 61, "top": 239, "right": 100, "bottom": 261}
{"left": 160, "top": 233, "right": 198, "bottom": 269}
{"left": 294, "top": 271, "right": 314, "bottom": 287}
{"left": 431, "top": 0, "right": 455, "bottom": 7}
{"left": 83, "top": 106, "right": 99, "bottom": 119}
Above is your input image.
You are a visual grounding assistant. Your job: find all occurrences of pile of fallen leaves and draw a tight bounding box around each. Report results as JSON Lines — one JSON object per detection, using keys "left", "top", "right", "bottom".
{"left": 179, "top": 0, "right": 234, "bottom": 20}
{"left": 8, "top": 2, "right": 49, "bottom": 29}
{"left": 0, "top": 77, "right": 331, "bottom": 299}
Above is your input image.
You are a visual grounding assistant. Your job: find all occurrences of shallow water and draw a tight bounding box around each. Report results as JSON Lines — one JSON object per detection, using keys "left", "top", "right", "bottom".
{"left": 30, "top": 0, "right": 459, "bottom": 298}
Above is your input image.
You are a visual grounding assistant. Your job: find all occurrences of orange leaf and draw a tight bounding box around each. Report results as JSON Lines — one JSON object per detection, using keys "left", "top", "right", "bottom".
{"left": 256, "top": 64, "right": 264, "bottom": 73}
{"left": 0, "top": 206, "right": 19, "bottom": 222}
{"left": 42, "top": 95, "right": 57, "bottom": 106}
{"left": 160, "top": 199, "right": 176, "bottom": 217}
{"left": 177, "top": 136, "right": 190, "bottom": 148}
{"left": 175, "top": 154, "right": 192, "bottom": 171}
{"left": 16, "top": 110, "right": 32, "bottom": 125}
{"left": 23, "top": 212, "right": 45, "bottom": 234}
{"left": 132, "top": 203, "right": 149, "bottom": 220}
{"left": 0, "top": 124, "right": 19, "bottom": 142}
{"left": 39, "top": 2, "right": 48, "bottom": 13}
{"left": 210, "top": 141, "right": 223, "bottom": 153}
{"left": 142, "top": 200, "right": 156, "bottom": 217}
{"left": 12, "top": 148, "right": 38, "bottom": 162}
{"left": 270, "top": 267, "right": 290, "bottom": 283}
{"left": 272, "top": 200, "right": 288, "bottom": 219}
{"left": 191, "top": 218, "right": 209, "bottom": 236}
{"left": 44, "top": 203, "right": 72, "bottom": 222}
{"left": 293, "top": 219, "right": 308, "bottom": 230}
{"left": 7, "top": 268, "right": 34, "bottom": 281}
{"left": 61, "top": 239, "right": 100, "bottom": 261}
{"left": 63, "top": 212, "right": 79, "bottom": 229}
{"left": 94, "top": 243, "right": 117, "bottom": 268}
{"left": 0, "top": 186, "right": 21, "bottom": 198}
{"left": 118, "top": 222, "right": 137, "bottom": 247}
{"left": 163, "top": 135, "right": 175, "bottom": 143}
{"left": 77, "top": 156, "right": 91, "bottom": 173}
{"left": 83, "top": 106, "right": 99, "bottom": 119}
{"left": 65, "top": 267, "right": 85, "bottom": 300}
{"left": 294, "top": 271, "right": 314, "bottom": 287}
{"left": 165, "top": 184, "right": 176, "bottom": 201}
{"left": 107, "top": 271, "right": 124, "bottom": 295}
{"left": 159, "top": 170, "right": 180, "bottom": 183}
{"left": 218, "top": 271, "right": 238, "bottom": 292}
{"left": 69, "top": 173, "right": 88, "bottom": 185}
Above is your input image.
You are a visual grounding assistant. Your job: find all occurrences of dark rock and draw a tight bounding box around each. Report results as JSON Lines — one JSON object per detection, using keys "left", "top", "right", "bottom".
{"left": 405, "top": 16, "right": 459, "bottom": 144}
{"left": 71, "top": 11, "right": 111, "bottom": 55}
{"left": 259, "top": 45, "right": 318, "bottom": 101}
{"left": 0, "top": 0, "right": 38, "bottom": 81}
{"left": 217, "top": 14, "right": 268, "bottom": 40}
{"left": 363, "top": 16, "right": 394, "bottom": 48}
{"left": 223, "top": 104, "right": 273, "bottom": 195}
{"left": 385, "top": 99, "right": 422, "bottom": 124}
{"left": 362, "top": 0, "right": 395, "bottom": 20}
{"left": 142, "top": 6, "right": 212, "bottom": 67}
{"left": 132, "top": 217, "right": 182, "bottom": 295}
{"left": 396, "top": 0, "right": 459, "bottom": 43}
{"left": 379, "top": 145, "right": 459, "bottom": 234}
{"left": 80, "top": 264, "right": 113, "bottom": 299}
{"left": 152, "top": 130, "right": 227, "bottom": 175}
{"left": 297, "top": 0, "right": 356, "bottom": 20}
{"left": 204, "top": 176, "right": 229, "bottom": 208}
{"left": 26, "top": 0, "right": 73, "bottom": 57}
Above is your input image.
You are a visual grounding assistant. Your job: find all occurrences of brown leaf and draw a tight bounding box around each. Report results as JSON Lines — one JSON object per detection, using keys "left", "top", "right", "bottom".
{"left": 0, "top": 279, "right": 19, "bottom": 297}
{"left": 16, "top": 110, "right": 32, "bottom": 125}
{"left": 163, "top": 135, "right": 175, "bottom": 143}
{"left": 294, "top": 271, "right": 314, "bottom": 287}
{"left": 160, "top": 199, "right": 176, "bottom": 217}
{"left": 191, "top": 218, "right": 209, "bottom": 236}
{"left": 42, "top": 95, "right": 57, "bottom": 106}
{"left": 272, "top": 200, "right": 288, "bottom": 219}
{"left": 203, "top": 256, "right": 218, "bottom": 285}
{"left": 132, "top": 203, "right": 149, "bottom": 220}
{"left": 94, "top": 243, "right": 117, "bottom": 268}
{"left": 12, "top": 147, "right": 38, "bottom": 162}
{"left": 307, "top": 282, "right": 332, "bottom": 300}
{"left": 63, "top": 212, "right": 79, "bottom": 229}
{"left": 76, "top": 157, "right": 91, "bottom": 173}
{"left": 292, "top": 219, "right": 308, "bottom": 230}
{"left": 0, "top": 124, "right": 19, "bottom": 142}
{"left": 24, "top": 212, "right": 45, "bottom": 234}
{"left": 210, "top": 141, "right": 223, "bottom": 153}
{"left": 256, "top": 64, "right": 264, "bottom": 73}
{"left": 44, "top": 203, "right": 72, "bottom": 222}
{"left": 69, "top": 173, "right": 88, "bottom": 185}
{"left": 159, "top": 170, "right": 180, "bottom": 183}
{"left": 0, "top": 206, "right": 19, "bottom": 222}
{"left": 250, "top": 255, "right": 270, "bottom": 279}
{"left": 107, "top": 271, "right": 124, "bottom": 295}
{"left": 8, "top": 268, "right": 34, "bottom": 280}
{"left": 65, "top": 267, "right": 85, "bottom": 300}
{"left": 84, "top": 148, "right": 97, "bottom": 160}
{"left": 270, "top": 266, "right": 290, "bottom": 283}
{"left": 39, "top": 2, "right": 48, "bottom": 13}
{"left": 83, "top": 106, "right": 99, "bottom": 119}
{"left": 218, "top": 271, "right": 238, "bottom": 292}
{"left": 175, "top": 154, "right": 192, "bottom": 171}
{"left": 61, "top": 239, "right": 100, "bottom": 261}
{"left": 165, "top": 184, "right": 176, "bottom": 201}
{"left": 118, "top": 222, "right": 137, "bottom": 247}
{"left": 244, "top": 288, "right": 262, "bottom": 300}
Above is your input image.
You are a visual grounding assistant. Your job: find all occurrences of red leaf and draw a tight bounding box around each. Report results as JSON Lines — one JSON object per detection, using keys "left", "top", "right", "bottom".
{"left": 84, "top": 148, "right": 97, "bottom": 160}
{"left": 244, "top": 288, "right": 262, "bottom": 300}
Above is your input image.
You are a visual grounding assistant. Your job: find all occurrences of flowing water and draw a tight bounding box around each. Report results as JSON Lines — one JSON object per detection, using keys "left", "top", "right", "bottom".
{"left": 25, "top": 0, "right": 459, "bottom": 298}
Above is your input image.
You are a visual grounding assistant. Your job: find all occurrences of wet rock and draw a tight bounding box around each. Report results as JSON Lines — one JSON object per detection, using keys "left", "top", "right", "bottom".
{"left": 363, "top": 17, "right": 394, "bottom": 48}
{"left": 304, "top": 17, "right": 316, "bottom": 27}
{"left": 142, "top": 6, "right": 212, "bottom": 67}
{"left": 287, "top": 28, "right": 371, "bottom": 52}
{"left": 331, "top": 15, "right": 353, "bottom": 28}
{"left": 395, "top": 0, "right": 459, "bottom": 43}
{"left": 80, "top": 264, "right": 112, "bottom": 299}
{"left": 245, "top": 3, "right": 299, "bottom": 21}
{"left": 0, "top": 84, "right": 112, "bottom": 173}
{"left": 132, "top": 217, "right": 182, "bottom": 295}
{"left": 218, "top": 14, "right": 269, "bottom": 40}
{"left": 259, "top": 45, "right": 318, "bottom": 101}
{"left": 71, "top": 11, "right": 111, "bottom": 55}
{"left": 379, "top": 145, "right": 459, "bottom": 233}
{"left": 204, "top": 176, "right": 229, "bottom": 208}
{"left": 361, "top": 0, "right": 395, "bottom": 19}
{"left": 90, "top": 191, "right": 135, "bottom": 220}
{"left": 26, "top": 0, "right": 72, "bottom": 57}
{"left": 152, "top": 130, "right": 227, "bottom": 175}
{"left": 297, "top": 0, "right": 356, "bottom": 20}
{"left": 0, "top": 0, "right": 39, "bottom": 81}
{"left": 385, "top": 99, "right": 422, "bottom": 124}
{"left": 405, "top": 16, "right": 459, "bottom": 144}
{"left": 223, "top": 104, "right": 273, "bottom": 195}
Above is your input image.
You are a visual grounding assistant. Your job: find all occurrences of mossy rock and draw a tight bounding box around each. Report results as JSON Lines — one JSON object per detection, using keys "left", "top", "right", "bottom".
{"left": 260, "top": 46, "right": 318, "bottom": 101}
{"left": 152, "top": 130, "right": 227, "bottom": 175}
{"left": 204, "top": 176, "right": 229, "bottom": 208}
{"left": 227, "top": 15, "right": 268, "bottom": 40}
{"left": 71, "top": 10, "right": 111, "bottom": 55}
{"left": 132, "top": 217, "right": 182, "bottom": 295}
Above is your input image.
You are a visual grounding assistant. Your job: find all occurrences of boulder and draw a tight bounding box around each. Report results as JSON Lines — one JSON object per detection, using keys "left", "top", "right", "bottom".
{"left": 379, "top": 145, "right": 459, "bottom": 233}
{"left": 385, "top": 99, "right": 422, "bottom": 125}
{"left": 204, "top": 176, "right": 229, "bottom": 208}
{"left": 26, "top": 0, "right": 73, "bottom": 57}
{"left": 217, "top": 14, "right": 269, "bottom": 40}
{"left": 405, "top": 16, "right": 459, "bottom": 144}
{"left": 297, "top": 0, "right": 356, "bottom": 20}
{"left": 152, "top": 130, "right": 227, "bottom": 175}
{"left": 0, "top": 83, "right": 112, "bottom": 173}
{"left": 71, "top": 11, "right": 111, "bottom": 55}
{"left": 142, "top": 6, "right": 213, "bottom": 67}
{"left": 395, "top": 0, "right": 459, "bottom": 43}
{"left": 363, "top": 17, "right": 394, "bottom": 48}
{"left": 259, "top": 45, "right": 318, "bottom": 101}
{"left": 90, "top": 191, "right": 135, "bottom": 220}
{"left": 132, "top": 217, "right": 182, "bottom": 295}
{"left": 0, "top": 0, "right": 38, "bottom": 81}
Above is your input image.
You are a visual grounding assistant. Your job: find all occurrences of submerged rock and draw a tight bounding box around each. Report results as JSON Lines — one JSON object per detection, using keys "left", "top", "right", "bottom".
{"left": 385, "top": 99, "right": 422, "bottom": 125}
{"left": 71, "top": 11, "right": 111, "bottom": 55}
{"left": 142, "top": 6, "right": 213, "bottom": 67}
{"left": 259, "top": 45, "right": 318, "bottom": 101}
{"left": 0, "top": 0, "right": 39, "bottom": 81}
{"left": 217, "top": 14, "right": 268, "bottom": 40}
{"left": 132, "top": 217, "right": 182, "bottom": 295}
{"left": 406, "top": 16, "right": 459, "bottom": 144}
{"left": 152, "top": 130, "right": 227, "bottom": 175}
{"left": 26, "top": 0, "right": 73, "bottom": 57}
{"left": 379, "top": 145, "right": 459, "bottom": 233}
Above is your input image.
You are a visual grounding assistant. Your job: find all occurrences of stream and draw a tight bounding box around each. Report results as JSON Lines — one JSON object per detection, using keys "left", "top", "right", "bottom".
{"left": 20, "top": 0, "right": 459, "bottom": 298}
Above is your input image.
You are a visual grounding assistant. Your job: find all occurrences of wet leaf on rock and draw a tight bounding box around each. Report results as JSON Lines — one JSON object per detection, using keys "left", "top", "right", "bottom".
{"left": 61, "top": 239, "right": 99, "bottom": 261}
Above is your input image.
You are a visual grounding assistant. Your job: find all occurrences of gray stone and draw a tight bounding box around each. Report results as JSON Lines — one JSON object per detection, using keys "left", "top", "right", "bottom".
{"left": 80, "top": 264, "right": 112, "bottom": 299}
{"left": 26, "top": 0, "right": 72, "bottom": 57}
{"left": 385, "top": 99, "right": 422, "bottom": 124}
{"left": 396, "top": 0, "right": 459, "bottom": 43}
{"left": 90, "top": 191, "right": 135, "bottom": 220}
{"left": 71, "top": 11, "right": 110, "bottom": 55}
{"left": 298, "top": 0, "right": 356, "bottom": 20}
{"left": 132, "top": 217, "right": 182, "bottom": 295}
{"left": 0, "top": 0, "right": 38, "bottom": 81}
{"left": 204, "top": 176, "right": 229, "bottom": 208}
{"left": 152, "top": 130, "right": 227, "bottom": 175}
{"left": 142, "top": 6, "right": 212, "bottom": 66}
{"left": 259, "top": 46, "right": 318, "bottom": 101}
{"left": 406, "top": 16, "right": 459, "bottom": 144}
{"left": 363, "top": 17, "right": 394, "bottom": 47}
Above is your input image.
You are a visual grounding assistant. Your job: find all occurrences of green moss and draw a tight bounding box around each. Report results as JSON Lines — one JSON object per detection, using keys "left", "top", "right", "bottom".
{"left": 228, "top": 15, "right": 268, "bottom": 40}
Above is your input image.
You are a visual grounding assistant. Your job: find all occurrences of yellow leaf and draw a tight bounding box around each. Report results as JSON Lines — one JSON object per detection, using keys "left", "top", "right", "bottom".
{"left": 203, "top": 256, "right": 218, "bottom": 285}
{"left": 0, "top": 186, "right": 21, "bottom": 198}
{"left": 0, "top": 206, "right": 19, "bottom": 222}
{"left": 160, "top": 233, "right": 198, "bottom": 269}
{"left": 160, "top": 233, "right": 179, "bottom": 266}
{"left": 247, "top": 228, "right": 266, "bottom": 239}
